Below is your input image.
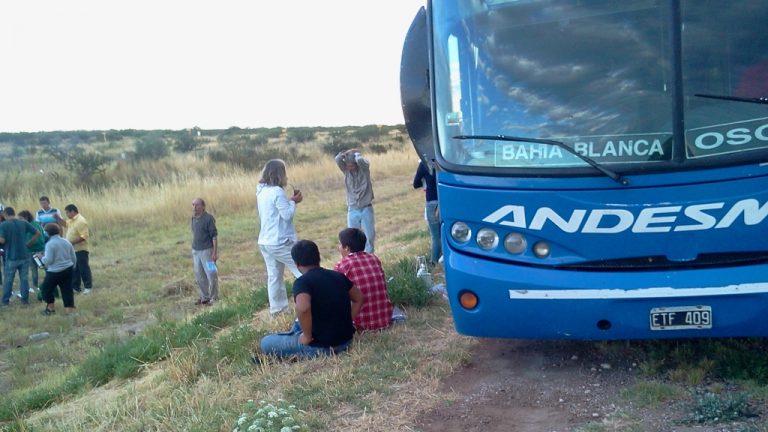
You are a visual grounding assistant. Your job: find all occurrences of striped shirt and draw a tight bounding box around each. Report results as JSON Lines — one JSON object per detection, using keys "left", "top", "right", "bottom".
{"left": 334, "top": 252, "right": 392, "bottom": 331}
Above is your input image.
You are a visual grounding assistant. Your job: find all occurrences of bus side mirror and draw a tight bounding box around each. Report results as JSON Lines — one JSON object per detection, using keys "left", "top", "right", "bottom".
{"left": 400, "top": 6, "right": 436, "bottom": 165}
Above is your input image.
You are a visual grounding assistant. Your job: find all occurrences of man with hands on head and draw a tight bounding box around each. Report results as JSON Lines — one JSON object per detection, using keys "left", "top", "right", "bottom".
{"left": 335, "top": 148, "right": 376, "bottom": 253}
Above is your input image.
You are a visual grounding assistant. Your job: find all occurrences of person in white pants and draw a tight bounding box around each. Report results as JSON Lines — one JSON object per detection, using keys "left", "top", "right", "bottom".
{"left": 256, "top": 159, "right": 303, "bottom": 315}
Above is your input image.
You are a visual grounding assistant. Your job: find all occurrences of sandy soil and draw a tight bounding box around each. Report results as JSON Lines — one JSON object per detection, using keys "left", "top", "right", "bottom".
{"left": 415, "top": 339, "right": 765, "bottom": 432}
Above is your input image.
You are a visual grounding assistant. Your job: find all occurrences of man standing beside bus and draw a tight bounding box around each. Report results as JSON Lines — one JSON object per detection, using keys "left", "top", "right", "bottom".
{"left": 335, "top": 148, "right": 376, "bottom": 253}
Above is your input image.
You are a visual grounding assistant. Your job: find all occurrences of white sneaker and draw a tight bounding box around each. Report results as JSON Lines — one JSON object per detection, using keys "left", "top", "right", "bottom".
{"left": 82, "top": 289, "right": 92, "bottom": 295}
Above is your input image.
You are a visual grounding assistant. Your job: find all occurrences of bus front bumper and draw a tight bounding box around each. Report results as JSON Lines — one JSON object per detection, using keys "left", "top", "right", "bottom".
{"left": 444, "top": 251, "right": 768, "bottom": 340}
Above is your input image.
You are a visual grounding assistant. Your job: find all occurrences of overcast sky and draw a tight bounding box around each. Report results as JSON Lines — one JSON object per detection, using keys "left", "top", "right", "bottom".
{"left": 0, "top": 1, "right": 426, "bottom": 132}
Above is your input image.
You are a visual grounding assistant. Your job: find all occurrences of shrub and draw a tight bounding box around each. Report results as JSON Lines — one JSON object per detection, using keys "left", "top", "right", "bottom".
{"left": 685, "top": 391, "right": 756, "bottom": 424}
{"left": 173, "top": 133, "right": 201, "bottom": 153}
{"left": 322, "top": 139, "right": 357, "bottom": 156}
{"left": 385, "top": 257, "right": 433, "bottom": 308}
{"left": 51, "top": 146, "right": 112, "bottom": 183}
{"left": 285, "top": 127, "right": 315, "bottom": 144}
{"left": 367, "top": 142, "right": 390, "bottom": 154}
{"left": 351, "top": 124, "right": 383, "bottom": 142}
{"left": 134, "top": 135, "right": 170, "bottom": 160}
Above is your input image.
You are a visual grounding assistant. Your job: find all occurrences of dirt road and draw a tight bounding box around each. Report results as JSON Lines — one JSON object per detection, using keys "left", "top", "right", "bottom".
{"left": 415, "top": 339, "right": 764, "bottom": 432}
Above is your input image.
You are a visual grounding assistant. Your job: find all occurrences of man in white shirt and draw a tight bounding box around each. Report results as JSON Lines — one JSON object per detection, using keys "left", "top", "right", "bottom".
{"left": 256, "top": 159, "right": 304, "bottom": 316}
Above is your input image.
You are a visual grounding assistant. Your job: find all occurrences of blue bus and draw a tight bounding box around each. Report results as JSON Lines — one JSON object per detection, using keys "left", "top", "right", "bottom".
{"left": 400, "top": 1, "right": 768, "bottom": 339}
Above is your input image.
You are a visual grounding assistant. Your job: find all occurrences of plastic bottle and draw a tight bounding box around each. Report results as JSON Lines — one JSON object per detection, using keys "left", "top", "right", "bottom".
{"left": 416, "top": 256, "right": 432, "bottom": 289}
{"left": 29, "top": 332, "right": 50, "bottom": 342}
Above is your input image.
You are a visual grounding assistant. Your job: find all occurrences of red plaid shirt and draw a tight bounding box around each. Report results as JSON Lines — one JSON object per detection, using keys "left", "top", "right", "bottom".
{"left": 334, "top": 252, "right": 393, "bottom": 331}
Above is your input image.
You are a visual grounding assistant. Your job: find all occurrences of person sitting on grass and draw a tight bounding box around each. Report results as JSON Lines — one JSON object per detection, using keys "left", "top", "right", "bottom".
{"left": 37, "top": 223, "right": 77, "bottom": 315}
{"left": 334, "top": 228, "right": 393, "bottom": 331}
{"left": 259, "top": 239, "right": 364, "bottom": 360}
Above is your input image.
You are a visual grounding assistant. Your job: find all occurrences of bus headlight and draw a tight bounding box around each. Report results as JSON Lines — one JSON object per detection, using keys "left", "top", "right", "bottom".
{"left": 476, "top": 228, "right": 499, "bottom": 250}
{"left": 533, "top": 241, "right": 551, "bottom": 258}
{"left": 504, "top": 232, "right": 527, "bottom": 254}
{"left": 451, "top": 222, "right": 471, "bottom": 243}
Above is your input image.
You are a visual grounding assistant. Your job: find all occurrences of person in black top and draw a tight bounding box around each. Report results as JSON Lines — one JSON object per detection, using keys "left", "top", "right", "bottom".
{"left": 259, "top": 240, "right": 364, "bottom": 359}
{"left": 413, "top": 160, "right": 442, "bottom": 265}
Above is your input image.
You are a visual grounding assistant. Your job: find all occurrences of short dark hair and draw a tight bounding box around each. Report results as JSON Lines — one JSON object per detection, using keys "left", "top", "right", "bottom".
{"left": 64, "top": 204, "right": 78, "bottom": 213}
{"left": 18, "top": 210, "right": 33, "bottom": 222}
{"left": 39, "top": 196, "right": 50, "bottom": 202}
{"left": 3, "top": 207, "right": 15, "bottom": 217}
{"left": 339, "top": 228, "right": 367, "bottom": 253}
{"left": 44, "top": 223, "right": 60, "bottom": 236}
{"left": 291, "top": 240, "right": 321, "bottom": 267}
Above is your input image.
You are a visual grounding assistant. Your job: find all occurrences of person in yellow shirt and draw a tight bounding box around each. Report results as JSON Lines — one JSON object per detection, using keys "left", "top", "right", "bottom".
{"left": 64, "top": 204, "right": 93, "bottom": 294}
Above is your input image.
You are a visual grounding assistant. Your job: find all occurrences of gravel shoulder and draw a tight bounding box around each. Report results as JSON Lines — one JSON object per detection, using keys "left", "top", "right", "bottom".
{"left": 415, "top": 338, "right": 766, "bottom": 432}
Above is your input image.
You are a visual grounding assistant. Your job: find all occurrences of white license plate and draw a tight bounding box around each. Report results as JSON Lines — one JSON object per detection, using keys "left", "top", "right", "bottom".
{"left": 650, "top": 306, "right": 712, "bottom": 330}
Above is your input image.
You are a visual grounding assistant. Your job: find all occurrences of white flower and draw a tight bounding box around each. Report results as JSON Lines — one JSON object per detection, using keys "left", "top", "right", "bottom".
{"left": 280, "top": 427, "right": 293, "bottom": 432}
{"left": 238, "top": 416, "right": 248, "bottom": 426}
{"left": 268, "top": 411, "right": 278, "bottom": 418}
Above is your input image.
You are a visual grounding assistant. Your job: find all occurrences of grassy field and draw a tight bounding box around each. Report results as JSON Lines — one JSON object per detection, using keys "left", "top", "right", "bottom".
{"left": 0, "top": 135, "right": 473, "bottom": 431}
{"left": 2, "top": 129, "right": 768, "bottom": 431}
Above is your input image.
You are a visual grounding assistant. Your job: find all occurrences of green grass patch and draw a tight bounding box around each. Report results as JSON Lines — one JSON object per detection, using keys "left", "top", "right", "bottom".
{"left": 385, "top": 257, "right": 434, "bottom": 308}
{"left": 637, "top": 338, "right": 768, "bottom": 384}
{"left": 393, "top": 228, "right": 428, "bottom": 243}
{"left": 621, "top": 381, "right": 685, "bottom": 408}
{"left": 0, "top": 289, "right": 269, "bottom": 422}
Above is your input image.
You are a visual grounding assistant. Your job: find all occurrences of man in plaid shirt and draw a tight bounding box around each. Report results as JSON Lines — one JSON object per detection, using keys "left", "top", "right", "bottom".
{"left": 334, "top": 228, "right": 393, "bottom": 331}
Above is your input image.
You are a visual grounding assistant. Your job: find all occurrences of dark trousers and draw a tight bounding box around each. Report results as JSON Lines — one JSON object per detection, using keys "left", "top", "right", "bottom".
{"left": 43, "top": 266, "right": 75, "bottom": 308}
{"left": 72, "top": 251, "right": 93, "bottom": 291}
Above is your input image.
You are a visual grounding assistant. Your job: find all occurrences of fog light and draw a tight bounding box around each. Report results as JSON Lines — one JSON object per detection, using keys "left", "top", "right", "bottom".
{"left": 451, "top": 221, "right": 471, "bottom": 243}
{"left": 533, "top": 241, "right": 551, "bottom": 258}
{"left": 504, "top": 232, "right": 527, "bottom": 254}
{"left": 459, "top": 291, "right": 478, "bottom": 310}
{"left": 476, "top": 228, "right": 499, "bottom": 250}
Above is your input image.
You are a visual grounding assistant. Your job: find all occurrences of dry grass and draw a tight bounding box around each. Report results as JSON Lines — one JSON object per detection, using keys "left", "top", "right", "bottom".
{"left": 1, "top": 141, "right": 473, "bottom": 431}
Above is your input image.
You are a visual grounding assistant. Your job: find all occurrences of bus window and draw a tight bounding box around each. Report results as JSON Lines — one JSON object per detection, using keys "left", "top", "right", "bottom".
{"left": 433, "top": 0, "right": 674, "bottom": 169}
{"left": 682, "top": 1, "right": 768, "bottom": 161}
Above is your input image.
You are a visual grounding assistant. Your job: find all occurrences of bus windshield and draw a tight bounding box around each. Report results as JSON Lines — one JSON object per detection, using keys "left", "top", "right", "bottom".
{"left": 433, "top": 0, "right": 768, "bottom": 170}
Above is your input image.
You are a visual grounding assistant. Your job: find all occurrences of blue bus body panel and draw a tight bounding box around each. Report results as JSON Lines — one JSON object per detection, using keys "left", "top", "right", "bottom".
{"left": 439, "top": 168, "right": 768, "bottom": 339}
{"left": 445, "top": 252, "right": 768, "bottom": 339}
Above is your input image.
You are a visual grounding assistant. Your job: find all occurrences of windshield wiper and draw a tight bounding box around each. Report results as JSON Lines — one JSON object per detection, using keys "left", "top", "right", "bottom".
{"left": 695, "top": 93, "right": 768, "bottom": 105}
{"left": 454, "top": 134, "right": 630, "bottom": 186}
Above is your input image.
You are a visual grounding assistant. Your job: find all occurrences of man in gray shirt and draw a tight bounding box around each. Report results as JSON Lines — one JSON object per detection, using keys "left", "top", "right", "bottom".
{"left": 191, "top": 198, "right": 218, "bottom": 305}
{"left": 335, "top": 149, "right": 375, "bottom": 253}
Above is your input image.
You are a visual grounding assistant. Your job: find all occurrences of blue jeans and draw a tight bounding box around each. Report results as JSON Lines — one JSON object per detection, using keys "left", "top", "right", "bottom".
{"left": 425, "top": 200, "right": 442, "bottom": 264}
{"left": 260, "top": 320, "right": 352, "bottom": 359}
{"left": 347, "top": 205, "right": 375, "bottom": 253}
{"left": 3, "top": 258, "right": 30, "bottom": 304}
